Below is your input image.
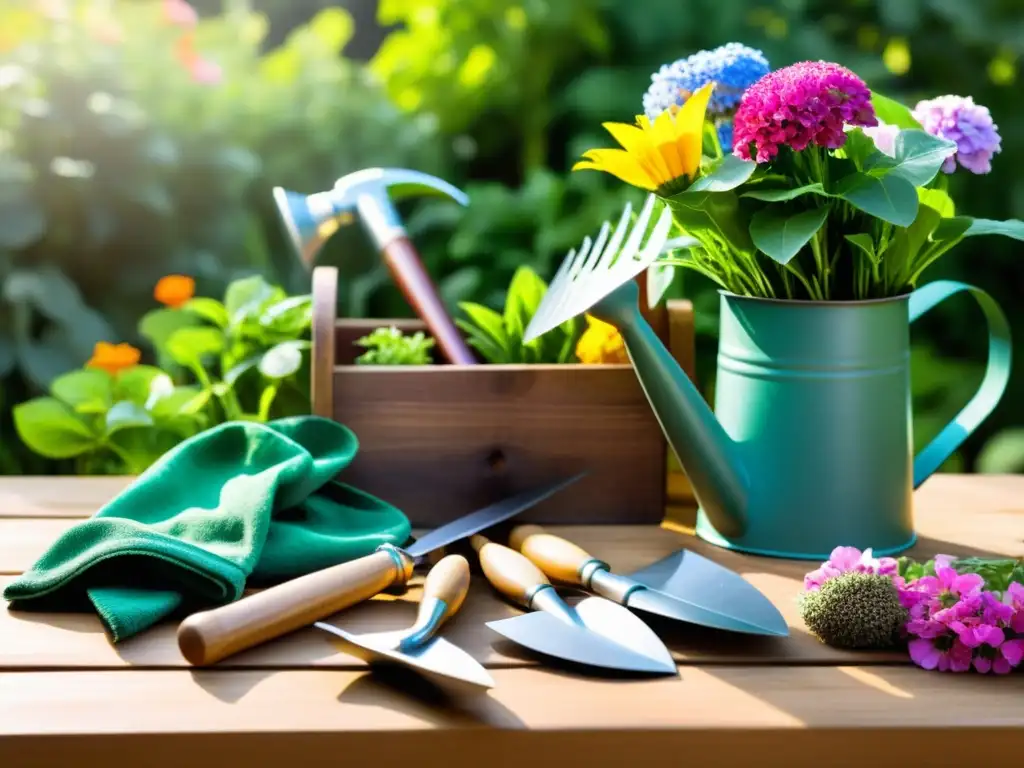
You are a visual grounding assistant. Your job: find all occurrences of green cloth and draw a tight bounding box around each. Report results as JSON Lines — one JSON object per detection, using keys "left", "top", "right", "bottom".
{"left": 3, "top": 415, "right": 410, "bottom": 641}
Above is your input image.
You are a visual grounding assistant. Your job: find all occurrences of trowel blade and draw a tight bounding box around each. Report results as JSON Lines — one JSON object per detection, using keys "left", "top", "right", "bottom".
{"left": 572, "top": 596, "right": 677, "bottom": 671}
{"left": 625, "top": 549, "right": 789, "bottom": 637}
{"left": 486, "top": 610, "right": 676, "bottom": 675}
{"left": 315, "top": 622, "right": 495, "bottom": 692}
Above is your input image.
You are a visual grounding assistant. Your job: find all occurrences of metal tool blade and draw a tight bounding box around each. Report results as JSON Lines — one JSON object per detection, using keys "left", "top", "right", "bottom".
{"left": 572, "top": 596, "right": 677, "bottom": 670}
{"left": 406, "top": 472, "right": 586, "bottom": 558}
{"left": 315, "top": 622, "right": 495, "bottom": 692}
{"left": 486, "top": 611, "right": 676, "bottom": 675}
{"left": 625, "top": 549, "right": 789, "bottom": 637}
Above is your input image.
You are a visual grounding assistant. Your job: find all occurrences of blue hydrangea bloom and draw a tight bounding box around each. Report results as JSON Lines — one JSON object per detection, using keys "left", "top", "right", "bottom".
{"left": 642, "top": 43, "right": 770, "bottom": 121}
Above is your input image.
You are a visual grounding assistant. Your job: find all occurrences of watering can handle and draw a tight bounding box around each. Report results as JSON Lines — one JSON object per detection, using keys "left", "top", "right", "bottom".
{"left": 909, "top": 280, "right": 1012, "bottom": 488}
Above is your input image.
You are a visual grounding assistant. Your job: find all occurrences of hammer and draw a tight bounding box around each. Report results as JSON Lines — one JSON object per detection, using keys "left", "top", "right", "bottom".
{"left": 273, "top": 167, "right": 477, "bottom": 365}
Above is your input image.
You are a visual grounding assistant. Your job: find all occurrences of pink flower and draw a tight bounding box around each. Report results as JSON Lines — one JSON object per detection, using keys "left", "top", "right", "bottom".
{"left": 732, "top": 60, "right": 878, "bottom": 163}
{"left": 189, "top": 58, "right": 222, "bottom": 84}
{"left": 908, "top": 636, "right": 973, "bottom": 672}
{"left": 914, "top": 566, "right": 984, "bottom": 604}
{"left": 803, "top": 545, "right": 898, "bottom": 591}
{"left": 949, "top": 620, "right": 1004, "bottom": 649}
{"left": 973, "top": 639, "right": 1024, "bottom": 674}
{"left": 163, "top": 0, "right": 198, "bottom": 27}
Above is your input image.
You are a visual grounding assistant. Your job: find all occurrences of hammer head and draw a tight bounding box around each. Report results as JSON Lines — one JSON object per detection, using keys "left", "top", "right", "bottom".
{"left": 331, "top": 167, "right": 469, "bottom": 211}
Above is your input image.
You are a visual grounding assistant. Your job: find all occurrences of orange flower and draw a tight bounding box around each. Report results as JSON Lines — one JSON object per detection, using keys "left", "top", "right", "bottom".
{"left": 86, "top": 342, "right": 141, "bottom": 375}
{"left": 154, "top": 274, "right": 195, "bottom": 308}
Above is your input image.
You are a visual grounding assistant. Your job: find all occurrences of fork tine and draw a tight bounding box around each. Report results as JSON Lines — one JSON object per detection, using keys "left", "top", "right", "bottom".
{"left": 587, "top": 219, "right": 612, "bottom": 272}
{"left": 568, "top": 236, "right": 593, "bottom": 280}
{"left": 595, "top": 202, "right": 633, "bottom": 273}
{"left": 617, "top": 193, "right": 657, "bottom": 266}
{"left": 637, "top": 202, "right": 675, "bottom": 269}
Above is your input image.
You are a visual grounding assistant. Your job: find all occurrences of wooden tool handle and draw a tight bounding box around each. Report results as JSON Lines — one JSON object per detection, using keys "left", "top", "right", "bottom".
{"left": 470, "top": 534, "right": 550, "bottom": 609}
{"left": 380, "top": 236, "right": 477, "bottom": 365}
{"left": 420, "top": 554, "right": 471, "bottom": 629}
{"left": 508, "top": 524, "right": 594, "bottom": 585}
{"left": 177, "top": 549, "right": 410, "bottom": 665}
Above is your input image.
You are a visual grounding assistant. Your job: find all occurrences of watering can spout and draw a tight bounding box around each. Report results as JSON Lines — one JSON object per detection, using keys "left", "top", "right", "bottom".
{"left": 597, "top": 282, "right": 749, "bottom": 539}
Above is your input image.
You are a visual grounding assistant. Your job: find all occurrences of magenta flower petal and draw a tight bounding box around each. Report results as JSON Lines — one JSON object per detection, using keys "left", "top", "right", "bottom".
{"left": 1000, "top": 639, "right": 1024, "bottom": 668}
{"left": 908, "top": 638, "right": 941, "bottom": 669}
{"left": 732, "top": 60, "right": 877, "bottom": 162}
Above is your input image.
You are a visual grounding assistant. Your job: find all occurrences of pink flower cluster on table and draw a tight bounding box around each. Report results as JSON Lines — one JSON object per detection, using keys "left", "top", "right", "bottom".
{"left": 731, "top": 60, "right": 878, "bottom": 163}
{"left": 804, "top": 546, "right": 1024, "bottom": 674}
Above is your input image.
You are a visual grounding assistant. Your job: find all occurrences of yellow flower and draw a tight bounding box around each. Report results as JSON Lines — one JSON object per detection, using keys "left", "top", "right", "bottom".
{"left": 86, "top": 342, "right": 141, "bottom": 376}
{"left": 576, "top": 315, "right": 629, "bottom": 365}
{"left": 572, "top": 82, "right": 714, "bottom": 195}
{"left": 154, "top": 274, "right": 195, "bottom": 308}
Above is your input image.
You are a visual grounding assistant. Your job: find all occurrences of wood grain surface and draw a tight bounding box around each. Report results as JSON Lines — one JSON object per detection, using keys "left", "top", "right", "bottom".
{"left": 2, "top": 474, "right": 1023, "bottom": 766}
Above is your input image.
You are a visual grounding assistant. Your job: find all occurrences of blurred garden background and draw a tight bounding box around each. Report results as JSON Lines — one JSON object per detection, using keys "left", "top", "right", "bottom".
{"left": 0, "top": 0, "right": 1021, "bottom": 477}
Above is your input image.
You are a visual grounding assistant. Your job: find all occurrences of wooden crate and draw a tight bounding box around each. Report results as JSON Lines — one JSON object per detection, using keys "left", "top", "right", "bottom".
{"left": 311, "top": 266, "right": 697, "bottom": 527}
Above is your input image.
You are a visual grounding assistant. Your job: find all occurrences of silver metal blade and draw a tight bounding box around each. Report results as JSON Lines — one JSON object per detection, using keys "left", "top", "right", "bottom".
{"left": 625, "top": 549, "right": 789, "bottom": 637}
{"left": 485, "top": 612, "right": 676, "bottom": 675}
{"left": 572, "top": 596, "right": 676, "bottom": 670}
{"left": 315, "top": 622, "right": 495, "bottom": 691}
{"left": 406, "top": 472, "right": 586, "bottom": 558}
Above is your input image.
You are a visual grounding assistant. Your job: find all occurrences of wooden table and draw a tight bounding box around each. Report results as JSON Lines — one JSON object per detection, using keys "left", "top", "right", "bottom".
{"left": 2, "top": 475, "right": 1024, "bottom": 767}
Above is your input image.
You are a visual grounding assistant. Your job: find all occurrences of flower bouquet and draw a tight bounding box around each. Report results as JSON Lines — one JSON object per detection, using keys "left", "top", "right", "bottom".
{"left": 800, "top": 546, "right": 1024, "bottom": 674}
{"left": 573, "top": 43, "right": 1024, "bottom": 301}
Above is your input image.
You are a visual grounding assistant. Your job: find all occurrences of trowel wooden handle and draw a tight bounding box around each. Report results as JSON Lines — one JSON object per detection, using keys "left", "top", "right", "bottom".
{"left": 419, "top": 554, "right": 471, "bottom": 629}
{"left": 470, "top": 534, "right": 550, "bottom": 609}
{"left": 177, "top": 548, "right": 412, "bottom": 665}
{"left": 508, "top": 524, "right": 596, "bottom": 585}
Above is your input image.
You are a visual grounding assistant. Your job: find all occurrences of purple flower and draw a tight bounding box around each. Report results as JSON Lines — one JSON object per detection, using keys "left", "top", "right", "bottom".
{"left": 732, "top": 60, "right": 877, "bottom": 163}
{"left": 803, "top": 545, "right": 898, "bottom": 591}
{"left": 912, "top": 95, "right": 1001, "bottom": 174}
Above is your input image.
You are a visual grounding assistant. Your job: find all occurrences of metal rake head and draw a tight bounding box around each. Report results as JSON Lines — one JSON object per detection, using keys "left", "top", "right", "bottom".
{"left": 523, "top": 193, "right": 674, "bottom": 343}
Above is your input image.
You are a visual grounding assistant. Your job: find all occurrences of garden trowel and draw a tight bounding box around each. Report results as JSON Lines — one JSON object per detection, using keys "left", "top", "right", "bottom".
{"left": 508, "top": 525, "right": 788, "bottom": 637}
{"left": 471, "top": 535, "right": 677, "bottom": 675}
{"left": 315, "top": 554, "right": 494, "bottom": 694}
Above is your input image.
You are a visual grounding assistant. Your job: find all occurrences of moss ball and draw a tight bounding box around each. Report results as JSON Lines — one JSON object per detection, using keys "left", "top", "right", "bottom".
{"left": 798, "top": 572, "right": 907, "bottom": 650}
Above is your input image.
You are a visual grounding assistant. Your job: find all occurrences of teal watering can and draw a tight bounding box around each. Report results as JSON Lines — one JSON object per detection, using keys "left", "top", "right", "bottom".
{"left": 601, "top": 280, "right": 1012, "bottom": 560}
{"left": 524, "top": 196, "right": 1013, "bottom": 561}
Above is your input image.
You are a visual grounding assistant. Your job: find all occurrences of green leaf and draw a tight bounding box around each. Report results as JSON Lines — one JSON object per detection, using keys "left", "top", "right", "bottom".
{"left": 260, "top": 295, "right": 312, "bottom": 333}
{"left": 933, "top": 217, "right": 1024, "bottom": 242}
{"left": 749, "top": 205, "right": 830, "bottom": 265}
{"left": 13, "top": 397, "right": 98, "bottom": 459}
{"left": 456, "top": 320, "right": 507, "bottom": 363}
{"left": 646, "top": 263, "right": 676, "bottom": 309}
{"left": 105, "top": 400, "right": 154, "bottom": 435}
{"left": 149, "top": 385, "right": 203, "bottom": 419}
{"left": 50, "top": 369, "right": 113, "bottom": 414}
{"left": 224, "top": 275, "right": 277, "bottom": 323}
{"left": 833, "top": 128, "right": 880, "bottom": 170}
{"left": 918, "top": 187, "right": 955, "bottom": 218}
{"left": 666, "top": 191, "right": 754, "bottom": 254}
{"left": 181, "top": 298, "right": 229, "bottom": 328}
{"left": 741, "top": 183, "right": 829, "bottom": 202}
{"left": 139, "top": 308, "right": 202, "bottom": 354}
{"left": 868, "top": 129, "right": 958, "bottom": 187}
{"left": 689, "top": 154, "right": 757, "bottom": 192}
{"left": 258, "top": 341, "right": 304, "bottom": 379}
{"left": 870, "top": 93, "right": 923, "bottom": 130}
{"left": 844, "top": 234, "right": 879, "bottom": 265}
{"left": 166, "top": 327, "right": 226, "bottom": 367}
{"left": 224, "top": 356, "right": 261, "bottom": 385}
{"left": 114, "top": 366, "right": 168, "bottom": 406}
{"left": 458, "top": 302, "right": 509, "bottom": 353}
{"left": 503, "top": 266, "right": 547, "bottom": 343}
{"left": 833, "top": 171, "right": 919, "bottom": 227}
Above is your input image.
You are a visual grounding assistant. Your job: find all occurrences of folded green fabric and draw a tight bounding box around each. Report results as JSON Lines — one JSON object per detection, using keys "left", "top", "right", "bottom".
{"left": 3, "top": 415, "right": 411, "bottom": 641}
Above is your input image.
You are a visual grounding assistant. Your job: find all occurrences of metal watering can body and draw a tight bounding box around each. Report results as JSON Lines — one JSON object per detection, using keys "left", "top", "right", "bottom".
{"left": 604, "top": 279, "right": 1012, "bottom": 562}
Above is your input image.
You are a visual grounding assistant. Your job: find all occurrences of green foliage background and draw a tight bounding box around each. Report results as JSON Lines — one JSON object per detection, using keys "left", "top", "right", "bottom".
{"left": 1, "top": 0, "right": 1022, "bottom": 474}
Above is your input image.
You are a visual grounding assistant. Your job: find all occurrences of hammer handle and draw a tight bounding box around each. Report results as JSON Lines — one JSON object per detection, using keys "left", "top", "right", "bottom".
{"left": 382, "top": 236, "right": 477, "bottom": 365}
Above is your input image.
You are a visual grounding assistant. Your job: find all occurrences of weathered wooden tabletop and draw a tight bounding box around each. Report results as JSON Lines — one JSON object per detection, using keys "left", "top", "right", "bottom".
{"left": 2, "top": 474, "right": 1023, "bottom": 767}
